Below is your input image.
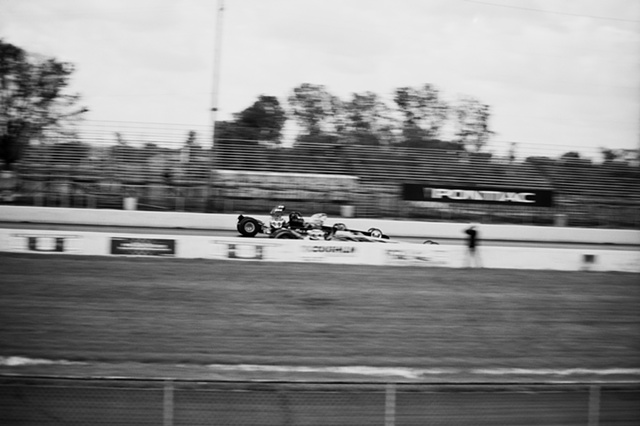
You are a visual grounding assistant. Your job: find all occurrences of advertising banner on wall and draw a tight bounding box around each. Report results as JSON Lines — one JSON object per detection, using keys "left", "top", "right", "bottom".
{"left": 207, "top": 237, "right": 456, "bottom": 267}
{"left": 209, "top": 239, "right": 271, "bottom": 260}
{"left": 110, "top": 237, "right": 176, "bottom": 256}
{"left": 9, "top": 233, "right": 82, "bottom": 253}
{"left": 384, "top": 245, "right": 450, "bottom": 267}
{"left": 403, "top": 184, "right": 554, "bottom": 207}
{"left": 226, "top": 243, "right": 265, "bottom": 260}
{"left": 297, "top": 243, "right": 361, "bottom": 263}
{"left": 209, "top": 238, "right": 372, "bottom": 264}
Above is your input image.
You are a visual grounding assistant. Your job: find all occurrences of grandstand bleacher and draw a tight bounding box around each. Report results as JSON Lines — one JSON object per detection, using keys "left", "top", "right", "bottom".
{"left": 2, "top": 129, "right": 638, "bottom": 228}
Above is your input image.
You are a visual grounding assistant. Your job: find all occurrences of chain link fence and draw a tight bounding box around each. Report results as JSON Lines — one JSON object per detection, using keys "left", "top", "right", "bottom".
{"left": 2, "top": 121, "right": 639, "bottom": 228}
{"left": 1, "top": 376, "right": 639, "bottom": 425}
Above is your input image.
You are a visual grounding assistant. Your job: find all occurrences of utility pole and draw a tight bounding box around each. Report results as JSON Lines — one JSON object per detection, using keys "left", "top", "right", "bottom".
{"left": 211, "top": 0, "right": 225, "bottom": 149}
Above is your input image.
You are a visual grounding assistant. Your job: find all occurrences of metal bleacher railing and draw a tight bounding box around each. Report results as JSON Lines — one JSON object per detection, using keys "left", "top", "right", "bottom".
{"left": 2, "top": 376, "right": 639, "bottom": 425}
{"left": 3, "top": 120, "right": 639, "bottom": 228}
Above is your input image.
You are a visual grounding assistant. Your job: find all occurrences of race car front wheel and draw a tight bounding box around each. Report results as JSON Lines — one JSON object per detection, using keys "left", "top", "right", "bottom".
{"left": 368, "top": 228, "right": 383, "bottom": 239}
{"left": 238, "top": 217, "right": 260, "bottom": 237}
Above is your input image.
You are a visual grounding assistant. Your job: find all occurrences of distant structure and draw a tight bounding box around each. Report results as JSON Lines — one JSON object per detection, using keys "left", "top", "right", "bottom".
{"left": 211, "top": 0, "right": 225, "bottom": 148}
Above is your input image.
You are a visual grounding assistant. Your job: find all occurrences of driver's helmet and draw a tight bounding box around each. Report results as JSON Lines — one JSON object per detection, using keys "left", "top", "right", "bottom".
{"left": 332, "top": 223, "right": 347, "bottom": 232}
{"left": 270, "top": 205, "right": 286, "bottom": 229}
{"left": 327, "top": 223, "right": 348, "bottom": 239}
{"left": 289, "top": 211, "right": 305, "bottom": 228}
{"left": 308, "top": 213, "right": 327, "bottom": 228}
{"left": 270, "top": 205, "right": 285, "bottom": 217}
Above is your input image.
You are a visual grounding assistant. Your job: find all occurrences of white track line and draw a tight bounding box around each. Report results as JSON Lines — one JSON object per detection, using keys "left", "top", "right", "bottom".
{"left": 207, "top": 364, "right": 640, "bottom": 379}
{"left": 2, "top": 357, "right": 639, "bottom": 379}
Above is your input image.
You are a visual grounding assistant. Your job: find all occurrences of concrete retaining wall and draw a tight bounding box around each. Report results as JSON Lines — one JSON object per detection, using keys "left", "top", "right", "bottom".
{"left": 1, "top": 228, "right": 638, "bottom": 272}
{"left": 1, "top": 206, "right": 639, "bottom": 245}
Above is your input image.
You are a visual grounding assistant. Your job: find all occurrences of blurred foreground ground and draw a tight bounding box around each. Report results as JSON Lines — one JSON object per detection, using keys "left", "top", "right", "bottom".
{"left": 1, "top": 253, "right": 638, "bottom": 382}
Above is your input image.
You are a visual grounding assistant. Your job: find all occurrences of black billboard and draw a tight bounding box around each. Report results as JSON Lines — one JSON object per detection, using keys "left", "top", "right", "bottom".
{"left": 111, "top": 238, "right": 176, "bottom": 256}
{"left": 403, "top": 184, "right": 554, "bottom": 207}
{"left": 27, "top": 236, "right": 66, "bottom": 252}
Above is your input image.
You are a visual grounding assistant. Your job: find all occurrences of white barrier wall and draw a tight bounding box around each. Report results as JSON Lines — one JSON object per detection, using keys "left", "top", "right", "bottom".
{"left": 1, "top": 228, "right": 638, "bottom": 272}
{"left": 1, "top": 206, "right": 639, "bottom": 245}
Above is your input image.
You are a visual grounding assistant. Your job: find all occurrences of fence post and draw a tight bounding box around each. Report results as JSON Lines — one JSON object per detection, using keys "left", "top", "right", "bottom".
{"left": 385, "top": 383, "right": 396, "bottom": 426}
{"left": 163, "top": 379, "right": 174, "bottom": 426}
{"left": 588, "top": 384, "right": 600, "bottom": 426}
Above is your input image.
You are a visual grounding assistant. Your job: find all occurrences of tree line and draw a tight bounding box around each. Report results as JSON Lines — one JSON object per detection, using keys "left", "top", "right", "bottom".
{"left": 1, "top": 39, "right": 88, "bottom": 171}
{"left": 216, "top": 83, "right": 493, "bottom": 153}
{"left": 2, "top": 39, "right": 635, "bottom": 172}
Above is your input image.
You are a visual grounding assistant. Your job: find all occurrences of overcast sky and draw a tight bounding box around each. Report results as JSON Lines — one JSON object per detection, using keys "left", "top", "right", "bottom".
{"left": 1, "top": 0, "right": 639, "bottom": 158}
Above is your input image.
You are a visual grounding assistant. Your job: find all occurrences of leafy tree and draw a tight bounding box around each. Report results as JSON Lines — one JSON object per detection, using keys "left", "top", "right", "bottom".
{"left": 288, "top": 83, "right": 343, "bottom": 136}
{"left": 560, "top": 151, "right": 581, "bottom": 160}
{"left": 182, "top": 130, "right": 204, "bottom": 162}
{"left": 144, "top": 142, "right": 159, "bottom": 151}
{"left": 216, "top": 95, "right": 286, "bottom": 144}
{"left": 114, "top": 132, "right": 127, "bottom": 146}
{"left": 343, "top": 91, "right": 397, "bottom": 146}
{"left": 393, "top": 84, "right": 449, "bottom": 143}
{"left": 185, "top": 130, "right": 198, "bottom": 147}
{"left": 293, "top": 133, "right": 341, "bottom": 155}
{"left": 214, "top": 120, "right": 255, "bottom": 144}
{"left": 453, "top": 96, "right": 493, "bottom": 152}
{"left": 0, "top": 39, "right": 88, "bottom": 169}
{"left": 526, "top": 156, "right": 553, "bottom": 166}
{"left": 216, "top": 83, "right": 495, "bottom": 156}
{"left": 110, "top": 132, "right": 145, "bottom": 164}
{"left": 560, "top": 151, "right": 592, "bottom": 166}
{"left": 0, "top": 119, "right": 28, "bottom": 168}
{"left": 237, "top": 95, "right": 286, "bottom": 142}
{"left": 599, "top": 147, "right": 633, "bottom": 165}
{"left": 398, "top": 122, "right": 434, "bottom": 148}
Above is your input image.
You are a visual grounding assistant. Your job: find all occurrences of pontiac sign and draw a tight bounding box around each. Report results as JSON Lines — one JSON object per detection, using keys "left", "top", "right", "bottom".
{"left": 403, "top": 184, "right": 553, "bottom": 207}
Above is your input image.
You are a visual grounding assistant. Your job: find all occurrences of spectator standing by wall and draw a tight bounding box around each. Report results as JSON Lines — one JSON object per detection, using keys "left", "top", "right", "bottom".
{"left": 464, "top": 223, "right": 481, "bottom": 268}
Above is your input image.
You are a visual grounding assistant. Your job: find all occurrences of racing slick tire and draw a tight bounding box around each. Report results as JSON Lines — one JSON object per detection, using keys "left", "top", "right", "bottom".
{"left": 272, "top": 229, "right": 301, "bottom": 239}
{"left": 237, "top": 217, "right": 260, "bottom": 237}
{"left": 367, "top": 227, "right": 383, "bottom": 239}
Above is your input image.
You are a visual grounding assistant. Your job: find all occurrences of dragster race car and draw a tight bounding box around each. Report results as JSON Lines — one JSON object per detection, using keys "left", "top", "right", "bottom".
{"left": 236, "top": 205, "right": 391, "bottom": 242}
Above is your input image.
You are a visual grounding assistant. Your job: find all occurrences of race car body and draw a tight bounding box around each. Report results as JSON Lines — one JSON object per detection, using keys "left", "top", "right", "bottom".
{"left": 236, "top": 205, "right": 390, "bottom": 241}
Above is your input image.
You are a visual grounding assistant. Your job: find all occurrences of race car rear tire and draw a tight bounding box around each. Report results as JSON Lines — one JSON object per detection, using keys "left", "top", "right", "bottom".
{"left": 272, "top": 229, "right": 300, "bottom": 239}
{"left": 368, "top": 228, "right": 383, "bottom": 239}
{"left": 238, "top": 217, "right": 260, "bottom": 237}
